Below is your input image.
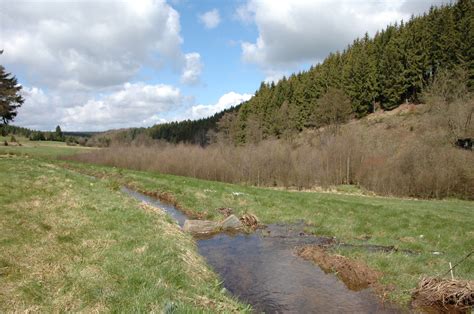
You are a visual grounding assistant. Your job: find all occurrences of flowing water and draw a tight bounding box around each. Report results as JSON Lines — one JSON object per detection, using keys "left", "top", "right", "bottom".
{"left": 122, "top": 187, "right": 401, "bottom": 313}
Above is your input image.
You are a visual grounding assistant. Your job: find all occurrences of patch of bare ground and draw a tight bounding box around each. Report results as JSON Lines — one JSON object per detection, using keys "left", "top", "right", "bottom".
{"left": 296, "top": 246, "right": 381, "bottom": 291}
{"left": 411, "top": 277, "right": 474, "bottom": 313}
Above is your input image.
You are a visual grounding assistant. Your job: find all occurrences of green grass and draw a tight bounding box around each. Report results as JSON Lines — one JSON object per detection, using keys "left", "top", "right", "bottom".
{"left": 0, "top": 136, "right": 96, "bottom": 157}
{"left": 0, "top": 155, "right": 247, "bottom": 312}
{"left": 60, "top": 159, "right": 474, "bottom": 306}
{"left": 1, "top": 142, "right": 473, "bottom": 307}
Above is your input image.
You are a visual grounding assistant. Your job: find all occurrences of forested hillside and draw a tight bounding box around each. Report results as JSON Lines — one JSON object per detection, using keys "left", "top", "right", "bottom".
{"left": 87, "top": 105, "right": 240, "bottom": 146}
{"left": 148, "top": 105, "right": 240, "bottom": 145}
{"left": 227, "top": 0, "right": 473, "bottom": 143}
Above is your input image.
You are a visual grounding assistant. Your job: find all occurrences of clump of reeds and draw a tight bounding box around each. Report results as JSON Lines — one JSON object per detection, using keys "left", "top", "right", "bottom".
{"left": 412, "top": 277, "right": 474, "bottom": 311}
{"left": 240, "top": 213, "right": 260, "bottom": 229}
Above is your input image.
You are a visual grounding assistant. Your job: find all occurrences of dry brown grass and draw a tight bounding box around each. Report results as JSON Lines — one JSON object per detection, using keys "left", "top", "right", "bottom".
{"left": 412, "top": 277, "right": 474, "bottom": 312}
{"left": 240, "top": 214, "right": 260, "bottom": 229}
{"left": 66, "top": 102, "right": 474, "bottom": 199}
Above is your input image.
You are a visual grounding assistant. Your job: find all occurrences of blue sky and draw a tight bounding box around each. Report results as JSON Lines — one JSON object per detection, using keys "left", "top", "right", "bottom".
{"left": 0, "top": 0, "right": 444, "bottom": 131}
{"left": 165, "top": 0, "right": 261, "bottom": 104}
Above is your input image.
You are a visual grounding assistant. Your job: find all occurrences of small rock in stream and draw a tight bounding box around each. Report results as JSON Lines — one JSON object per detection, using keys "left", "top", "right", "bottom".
{"left": 183, "top": 220, "right": 220, "bottom": 234}
{"left": 220, "top": 214, "right": 243, "bottom": 230}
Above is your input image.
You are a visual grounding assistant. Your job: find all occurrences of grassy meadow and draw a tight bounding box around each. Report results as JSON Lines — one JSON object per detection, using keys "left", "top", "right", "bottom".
{"left": 0, "top": 143, "right": 247, "bottom": 312}
{"left": 0, "top": 136, "right": 96, "bottom": 157}
{"left": 1, "top": 140, "right": 473, "bottom": 307}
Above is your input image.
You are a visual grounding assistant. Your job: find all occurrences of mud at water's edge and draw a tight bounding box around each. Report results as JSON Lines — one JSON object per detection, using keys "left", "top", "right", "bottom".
{"left": 296, "top": 245, "right": 382, "bottom": 292}
{"left": 295, "top": 245, "right": 474, "bottom": 313}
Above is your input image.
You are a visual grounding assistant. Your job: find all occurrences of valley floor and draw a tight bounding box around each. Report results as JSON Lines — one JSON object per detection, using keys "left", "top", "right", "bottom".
{"left": 0, "top": 153, "right": 246, "bottom": 312}
{"left": 1, "top": 141, "right": 473, "bottom": 309}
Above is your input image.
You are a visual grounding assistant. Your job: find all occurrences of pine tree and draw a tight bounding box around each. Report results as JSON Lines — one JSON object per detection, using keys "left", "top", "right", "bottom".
{"left": 379, "top": 24, "right": 408, "bottom": 108}
{"left": 454, "top": 0, "right": 474, "bottom": 90}
{"left": 55, "top": 125, "right": 64, "bottom": 141}
{"left": 0, "top": 54, "right": 24, "bottom": 125}
{"left": 312, "top": 88, "right": 352, "bottom": 133}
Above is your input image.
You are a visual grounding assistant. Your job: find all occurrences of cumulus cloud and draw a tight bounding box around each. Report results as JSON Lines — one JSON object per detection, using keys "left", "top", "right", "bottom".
{"left": 14, "top": 83, "right": 182, "bottom": 131}
{"left": 181, "top": 52, "right": 203, "bottom": 85}
{"left": 237, "top": 0, "right": 445, "bottom": 72}
{"left": 198, "top": 9, "right": 221, "bottom": 29}
{"left": 60, "top": 83, "right": 183, "bottom": 131}
{"left": 2, "top": 0, "right": 208, "bottom": 130}
{"left": 188, "top": 92, "right": 252, "bottom": 120}
{"left": 14, "top": 87, "right": 64, "bottom": 131}
{"left": 16, "top": 85, "right": 251, "bottom": 131}
{"left": 1, "top": 0, "right": 187, "bottom": 90}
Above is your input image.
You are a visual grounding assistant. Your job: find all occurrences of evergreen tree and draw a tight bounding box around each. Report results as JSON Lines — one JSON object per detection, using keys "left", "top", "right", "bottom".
{"left": 55, "top": 125, "right": 64, "bottom": 141}
{"left": 454, "top": 0, "right": 474, "bottom": 89}
{"left": 379, "top": 24, "right": 409, "bottom": 108}
{"left": 0, "top": 53, "right": 24, "bottom": 125}
{"left": 312, "top": 88, "right": 352, "bottom": 133}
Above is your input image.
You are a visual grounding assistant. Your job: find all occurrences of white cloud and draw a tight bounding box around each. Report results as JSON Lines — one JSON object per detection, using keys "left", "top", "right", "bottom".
{"left": 237, "top": 0, "right": 446, "bottom": 73}
{"left": 61, "top": 82, "right": 183, "bottom": 131}
{"left": 14, "top": 87, "right": 64, "bottom": 131}
{"left": 15, "top": 86, "right": 252, "bottom": 131}
{"left": 181, "top": 52, "right": 203, "bottom": 85}
{"left": 263, "top": 70, "right": 288, "bottom": 84}
{"left": 188, "top": 92, "right": 252, "bottom": 120}
{"left": 198, "top": 9, "right": 221, "bottom": 29}
{"left": 14, "top": 83, "right": 182, "bottom": 131}
{"left": 235, "top": 4, "right": 254, "bottom": 24}
{"left": 2, "top": 0, "right": 208, "bottom": 131}
{"left": 1, "top": 0, "right": 185, "bottom": 90}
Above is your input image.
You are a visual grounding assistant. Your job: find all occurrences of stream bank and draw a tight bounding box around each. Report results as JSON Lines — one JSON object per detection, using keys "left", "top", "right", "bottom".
{"left": 122, "top": 187, "right": 401, "bottom": 313}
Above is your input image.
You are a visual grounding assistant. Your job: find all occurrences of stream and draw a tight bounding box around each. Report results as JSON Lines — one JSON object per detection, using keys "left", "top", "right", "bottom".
{"left": 122, "top": 187, "right": 401, "bottom": 313}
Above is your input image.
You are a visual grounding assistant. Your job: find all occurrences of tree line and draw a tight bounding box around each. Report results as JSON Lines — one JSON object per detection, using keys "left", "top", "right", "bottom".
{"left": 88, "top": 105, "right": 241, "bottom": 147}
{"left": 147, "top": 106, "right": 240, "bottom": 145}
{"left": 1, "top": 124, "right": 65, "bottom": 141}
{"left": 0, "top": 124, "right": 92, "bottom": 145}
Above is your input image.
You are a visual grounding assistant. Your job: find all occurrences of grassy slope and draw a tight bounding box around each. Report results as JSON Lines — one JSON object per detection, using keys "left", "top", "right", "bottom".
{"left": 0, "top": 147, "right": 246, "bottom": 312}
{"left": 1, "top": 141, "right": 473, "bottom": 306}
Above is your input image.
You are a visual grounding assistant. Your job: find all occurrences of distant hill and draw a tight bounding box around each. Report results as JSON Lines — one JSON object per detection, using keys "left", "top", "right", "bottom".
{"left": 0, "top": 124, "right": 98, "bottom": 144}
{"left": 63, "top": 131, "right": 98, "bottom": 138}
{"left": 89, "top": 104, "right": 241, "bottom": 146}
{"left": 147, "top": 105, "right": 241, "bottom": 145}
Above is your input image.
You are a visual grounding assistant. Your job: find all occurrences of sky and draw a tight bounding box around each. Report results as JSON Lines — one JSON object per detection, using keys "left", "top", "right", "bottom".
{"left": 0, "top": 0, "right": 445, "bottom": 131}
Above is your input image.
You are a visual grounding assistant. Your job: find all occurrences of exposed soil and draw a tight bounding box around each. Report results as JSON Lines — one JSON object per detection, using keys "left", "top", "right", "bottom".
{"left": 296, "top": 245, "right": 381, "bottom": 291}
